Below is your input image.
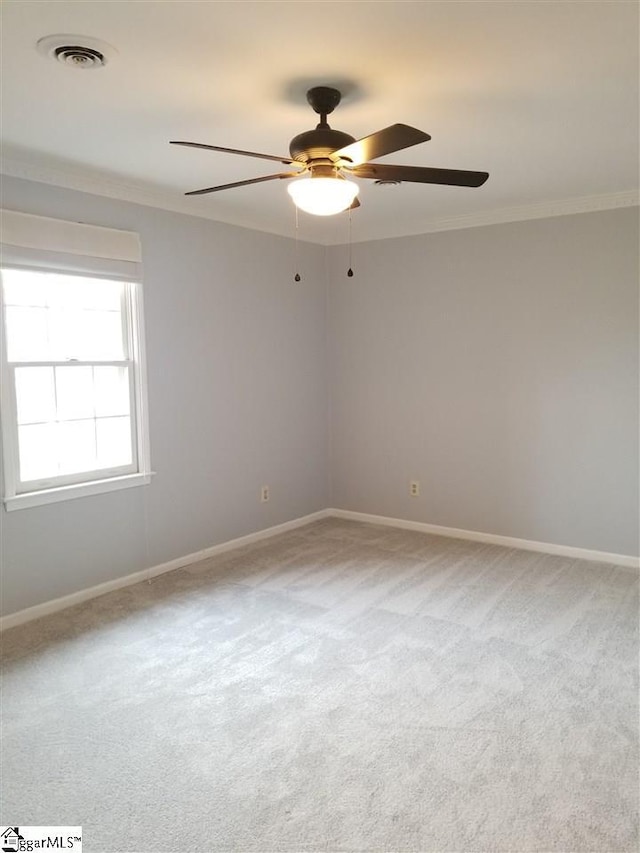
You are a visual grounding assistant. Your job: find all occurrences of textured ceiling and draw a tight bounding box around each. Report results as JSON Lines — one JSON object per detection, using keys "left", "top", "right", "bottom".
{"left": 1, "top": 1, "right": 638, "bottom": 244}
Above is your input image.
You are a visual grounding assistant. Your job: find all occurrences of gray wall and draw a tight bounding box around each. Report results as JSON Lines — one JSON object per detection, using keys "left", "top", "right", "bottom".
{"left": 327, "top": 207, "right": 639, "bottom": 556}
{"left": 0, "top": 176, "right": 330, "bottom": 615}
{"left": 1, "top": 178, "right": 638, "bottom": 617}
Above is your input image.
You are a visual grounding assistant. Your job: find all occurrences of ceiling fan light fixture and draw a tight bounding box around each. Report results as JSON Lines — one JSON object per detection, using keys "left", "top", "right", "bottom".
{"left": 287, "top": 177, "right": 359, "bottom": 216}
{"left": 173, "top": 85, "right": 489, "bottom": 206}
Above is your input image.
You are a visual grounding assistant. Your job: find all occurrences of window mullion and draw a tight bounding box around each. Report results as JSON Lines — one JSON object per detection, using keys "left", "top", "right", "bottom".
{"left": 6, "top": 359, "right": 131, "bottom": 369}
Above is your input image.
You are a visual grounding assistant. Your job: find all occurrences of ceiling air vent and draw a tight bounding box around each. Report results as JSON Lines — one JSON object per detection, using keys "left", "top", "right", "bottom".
{"left": 36, "top": 35, "right": 116, "bottom": 68}
{"left": 54, "top": 45, "right": 105, "bottom": 68}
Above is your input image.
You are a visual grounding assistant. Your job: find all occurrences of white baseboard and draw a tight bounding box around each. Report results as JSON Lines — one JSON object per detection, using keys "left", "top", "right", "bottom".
{"left": 2, "top": 505, "right": 637, "bottom": 631}
{"left": 0, "top": 509, "right": 331, "bottom": 632}
{"left": 328, "top": 508, "right": 640, "bottom": 570}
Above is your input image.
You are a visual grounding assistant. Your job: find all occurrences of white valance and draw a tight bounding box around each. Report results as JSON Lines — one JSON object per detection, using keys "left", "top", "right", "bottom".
{"left": 0, "top": 209, "right": 142, "bottom": 280}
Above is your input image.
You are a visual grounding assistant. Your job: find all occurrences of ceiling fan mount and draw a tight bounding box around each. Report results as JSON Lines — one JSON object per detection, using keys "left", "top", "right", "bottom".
{"left": 170, "top": 85, "right": 489, "bottom": 211}
{"left": 306, "top": 85, "right": 343, "bottom": 120}
{"left": 285, "top": 87, "right": 356, "bottom": 165}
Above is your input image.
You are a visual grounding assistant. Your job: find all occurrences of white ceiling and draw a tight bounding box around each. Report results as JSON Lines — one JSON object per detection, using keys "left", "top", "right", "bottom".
{"left": 1, "top": 1, "right": 638, "bottom": 245}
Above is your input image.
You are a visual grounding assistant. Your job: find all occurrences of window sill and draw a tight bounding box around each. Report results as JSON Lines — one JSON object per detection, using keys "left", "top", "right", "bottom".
{"left": 4, "top": 472, "right": 154, "bottom": 512}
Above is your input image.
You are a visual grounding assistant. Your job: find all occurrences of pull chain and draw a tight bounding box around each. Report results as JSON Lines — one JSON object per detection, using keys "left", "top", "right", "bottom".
{"left": 294, "top": 206, "right": 301, "bottom": 282}
{"left": 347, "top": 207, "right": 354, "bottom": 277}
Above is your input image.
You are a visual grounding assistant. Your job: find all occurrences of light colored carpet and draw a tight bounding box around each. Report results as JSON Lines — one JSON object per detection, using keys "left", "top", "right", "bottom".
{"left": 1, "top": 518, "right": 638, "bottom": 853}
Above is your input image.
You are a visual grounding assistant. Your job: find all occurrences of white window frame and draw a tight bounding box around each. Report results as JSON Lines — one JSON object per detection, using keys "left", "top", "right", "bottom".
{"left": 0, "top": 211, "right": 152, "bottom": 511}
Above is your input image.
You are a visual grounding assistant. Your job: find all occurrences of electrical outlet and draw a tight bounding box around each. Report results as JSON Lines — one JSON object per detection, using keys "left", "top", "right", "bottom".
{"left": 260, "top": 485, "right": 270, "bottom": 503}
{"left": 410, "top": 480, "right": 420, "bottom": 497}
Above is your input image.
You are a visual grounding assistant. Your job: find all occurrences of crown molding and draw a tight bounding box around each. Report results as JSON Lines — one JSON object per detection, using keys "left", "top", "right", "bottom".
{"left": 383, "top": 190, "right": 640, "bottom": 241}
{"left": 0, "top": 154, "right": 292, "bottom": 242}
{"left": 2, "top": 155, "right": 202, "bottom": 217}
{"left": 1, "top": 154, "right": 638, "bottom": 245}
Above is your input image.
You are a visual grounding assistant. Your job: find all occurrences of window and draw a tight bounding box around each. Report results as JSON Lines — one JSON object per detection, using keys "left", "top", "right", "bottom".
{"left": 1, "top": 211, "right": 151, "bottom": 510}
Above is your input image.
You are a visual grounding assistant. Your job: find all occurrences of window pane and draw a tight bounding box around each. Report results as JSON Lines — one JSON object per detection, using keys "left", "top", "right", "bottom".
{"left": 2, "top": 269, "right": 48, "bottom": 306}
{"left": 18, "top": 423, "right": 58, "bottom": 481}
{"left": 82, "top": 311, "right": 125, "bottom": 360}
{"left": 81, "top": 279, "right": 123, "bottom": 311}
{"left": 96, "top": 417, "right": 132, "bottom": 469}
{"left": 3, "top": 271, "right": 126, "bottom": 362}
{"left": 45, "top": 275, "right": 123, "bottom": 311}
{"left": 55, "top": 366, "right": 94, "bottom": 420}
{"left": 47, "top": 307, "right": 86, "bottom": 361}
{"left": 94, "top": 366, "right": 130, "bottom": 417}
{"left": 5, "top": 307, "right": 49, "bottom": 361}
{"left": 48, "top": 308, "right": 125, "bottom": 361}
{"left": 45, "top": 276, "right": 88, "bottom": 309}
{"left": 14, "top": 367, "right": 56, "bottom": 424}
{"left": 57, "top": 420, "right": 97, "bottom": 475}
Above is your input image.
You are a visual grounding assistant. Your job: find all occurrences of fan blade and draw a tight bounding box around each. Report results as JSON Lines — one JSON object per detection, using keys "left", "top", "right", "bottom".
{"left": 348, "top": 163, "right": 489, "bottom": 187}
{"left": 333, "top": 124, "right": 431, "bottom": 167}
{"left": 185, "top": 172, "right": 298, "bottom": 196}
{"left": 171, "top": 141, "right": 297, "bottom": 166}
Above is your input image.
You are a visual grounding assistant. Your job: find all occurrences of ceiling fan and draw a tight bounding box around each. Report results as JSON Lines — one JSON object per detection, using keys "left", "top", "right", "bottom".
{"left": 171, "top": 86, "right": 489, "bottom": 216}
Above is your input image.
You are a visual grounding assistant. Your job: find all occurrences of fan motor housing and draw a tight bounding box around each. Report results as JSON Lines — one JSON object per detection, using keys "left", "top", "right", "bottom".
{"left": 289, "top": 127, "right": 356, "bottom": 164}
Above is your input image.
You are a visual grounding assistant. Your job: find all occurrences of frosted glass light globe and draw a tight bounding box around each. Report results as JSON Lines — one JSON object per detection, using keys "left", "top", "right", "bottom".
{"left": 287, "top": 177, "right": 359, "bottom": 216}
